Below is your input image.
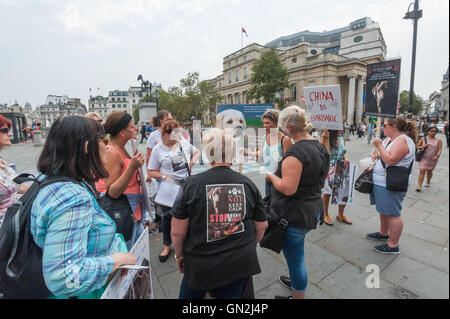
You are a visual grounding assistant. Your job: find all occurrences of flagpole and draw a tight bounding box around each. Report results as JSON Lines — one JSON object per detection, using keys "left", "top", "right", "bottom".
{"left": 241, "top": 26, "right": 243, "bottom": 49}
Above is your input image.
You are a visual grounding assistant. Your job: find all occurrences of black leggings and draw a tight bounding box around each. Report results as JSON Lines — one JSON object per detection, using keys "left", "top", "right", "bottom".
{"left": 157, "top": 205, "right": 173, "bottom": 246}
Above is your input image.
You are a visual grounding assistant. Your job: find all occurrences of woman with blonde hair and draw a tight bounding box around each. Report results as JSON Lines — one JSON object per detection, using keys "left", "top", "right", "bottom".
{"left": 266, "top": 106, "right": 330, "bottom": 299}
{"left": 85, "top": 112, "right": 103, "bottom": 123}
{"left": 171, "top": 128, "right": 267, "bottom": 298}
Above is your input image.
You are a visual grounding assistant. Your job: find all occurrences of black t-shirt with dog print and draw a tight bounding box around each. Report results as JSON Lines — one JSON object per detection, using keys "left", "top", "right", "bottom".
{"left": 171, "top": 166, "right": 267, "bottom": 291}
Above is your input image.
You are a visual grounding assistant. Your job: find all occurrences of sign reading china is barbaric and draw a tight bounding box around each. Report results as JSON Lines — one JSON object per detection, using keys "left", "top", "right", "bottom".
{"left": 304, "top": 85, "right": 343, "bottom": 130}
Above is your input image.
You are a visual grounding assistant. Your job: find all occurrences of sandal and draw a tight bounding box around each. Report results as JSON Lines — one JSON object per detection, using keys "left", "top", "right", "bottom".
{"left": 324, "top": 215, "right": 333, "bottom": 226}
{"left": 425, "top": 184, "right": 431, "bottom": 187}
{"left": 416, "top": 188, "right": 421, "bottom": 192}
{"left": 337, "top": 215, "right": 352, "bottom": 225}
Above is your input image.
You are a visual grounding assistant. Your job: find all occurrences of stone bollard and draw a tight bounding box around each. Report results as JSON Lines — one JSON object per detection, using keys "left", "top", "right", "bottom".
{"left": 33, "top": 131, "right": 43, "bottom": 147}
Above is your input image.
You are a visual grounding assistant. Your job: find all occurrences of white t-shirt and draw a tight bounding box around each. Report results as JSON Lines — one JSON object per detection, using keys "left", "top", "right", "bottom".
{"left": 146, "top": 129, "right": 162, "bottom": 150}
{"left": 373, "top": 134, "right": 416, "bottom": 187}
{"left": 148, "top": 140, "right": 198, "bottom": 181}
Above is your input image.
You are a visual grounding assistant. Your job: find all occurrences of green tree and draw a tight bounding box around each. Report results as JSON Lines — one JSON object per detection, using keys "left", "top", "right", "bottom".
{"left": 132, "top": 105, "right": 139, "bottom": 122}
{"left": 162, "top": 72, "right": 222, "bottom": 122}
{"left": 399, "top": 90, "right": 423, "bottom": 115}
{"left": 248, "top": 48, "right": 289, "bottom": 107}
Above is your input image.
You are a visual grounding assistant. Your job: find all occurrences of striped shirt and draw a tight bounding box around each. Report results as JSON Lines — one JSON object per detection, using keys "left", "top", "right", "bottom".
{"left": 30, "top": 178, "right": 126, "bottom": 297}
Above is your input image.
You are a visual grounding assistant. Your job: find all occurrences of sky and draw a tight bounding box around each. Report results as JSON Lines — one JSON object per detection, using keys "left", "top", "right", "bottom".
{"left": 0, "top": 0, "right": 448, "bottom": 109}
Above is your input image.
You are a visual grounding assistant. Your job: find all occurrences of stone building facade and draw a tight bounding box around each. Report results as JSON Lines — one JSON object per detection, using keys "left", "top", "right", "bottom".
{"left": 208, "top": 17, "right": 387, "bottom": 124}
{"left": 88, "top": 86, "right": 142, "bottom": 119}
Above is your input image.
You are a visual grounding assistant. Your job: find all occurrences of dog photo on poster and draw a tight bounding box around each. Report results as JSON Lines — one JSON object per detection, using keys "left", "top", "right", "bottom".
{"left": 364, "top": 59, "right": 401, "bottom": 118}
{"left": 206, "top": 184, "right": 246, "bottom": 243}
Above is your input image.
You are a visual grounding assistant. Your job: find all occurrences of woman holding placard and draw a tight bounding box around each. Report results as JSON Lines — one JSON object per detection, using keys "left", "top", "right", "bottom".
{"left": 320, "top": 129, "right": 352, "bottom": 226}
{"left": 148, "top": 120, "right": 200, "bottom": 262}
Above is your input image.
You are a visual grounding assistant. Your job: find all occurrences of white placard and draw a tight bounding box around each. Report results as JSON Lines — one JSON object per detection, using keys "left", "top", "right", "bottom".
{"left": 154, "top": 181, "right": 181, "bottom": 208}
{"left": 101, "top": 230, "right": 153, "bottom": 299}
{"left": 304, "top": 85, "right": 343, "bottom": 130}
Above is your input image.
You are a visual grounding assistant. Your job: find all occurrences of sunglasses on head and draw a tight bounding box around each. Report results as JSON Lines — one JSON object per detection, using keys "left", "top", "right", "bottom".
{"left": 0, "top": 127, "right": 10, "bottom": 134}
{"left": 98, "top": 136, "right": 108, "bottom": 145}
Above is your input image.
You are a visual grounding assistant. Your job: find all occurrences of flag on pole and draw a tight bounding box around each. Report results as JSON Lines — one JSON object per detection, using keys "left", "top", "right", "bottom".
{"left": 242, "top": 27, "right": 248, "bottom": 37}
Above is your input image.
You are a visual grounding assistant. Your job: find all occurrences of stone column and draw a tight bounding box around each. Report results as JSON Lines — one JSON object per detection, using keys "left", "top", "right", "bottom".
{"left": 347, "top": 75, "right": 356, "bottom": 125}
{"left": 355, "top": 76, "right": 364, "bottom": 124}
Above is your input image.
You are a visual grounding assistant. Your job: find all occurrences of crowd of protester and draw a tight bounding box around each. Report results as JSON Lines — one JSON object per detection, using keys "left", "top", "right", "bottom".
{"left": 0, "top": 105, "right": 446, "bottom": 299}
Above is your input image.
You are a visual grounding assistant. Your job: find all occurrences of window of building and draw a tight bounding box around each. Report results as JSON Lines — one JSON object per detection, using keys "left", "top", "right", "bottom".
{"left": 230, "top": 95, "right": 234, "bottom": 104}
{"left": 245, "top": 92, "right": 249, "bottom": 103}
{"left": 243, "top": 67, "right": 247, "bottom": 80}
{"left": 237, "top": 93, "right": 240, "bottom": 104}
{"left": 228, "top": 72, "right": 232, "bottom": 84}
{"left": 112, "top": 98, "right": 115, "bottom": 101}
{"left": 243, "top": 55, "right": 247, "bottom": 62}
{"left": 122, "top": 98, "right": 126, "bottom": 101}
{"left": 292, "top": 57, "right": 297, "bottom": 63}
{"left": 123, "top": 104, "right": 127, "bottom": 108}
{"left": 235, "top": 58, "right": 238, "bottom": 65}
{"left": 112, "top": 104, "right": 116, "bottom": 108}
{"left": 235, "top": 70, "right": 239, "bottom": 82}
{"left": 290, "top": 84, "right": 297, "bottom": 101}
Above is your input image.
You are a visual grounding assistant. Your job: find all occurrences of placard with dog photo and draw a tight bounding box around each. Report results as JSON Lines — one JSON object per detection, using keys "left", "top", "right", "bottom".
{"left": 364, "top": 59, "right": 401, "bottom": 118}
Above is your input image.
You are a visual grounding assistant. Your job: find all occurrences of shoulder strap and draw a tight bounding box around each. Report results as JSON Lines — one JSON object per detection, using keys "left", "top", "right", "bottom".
{"left": 280, "top": 135, "right": 286, "bottom": 156}
{"left": 179, "top": 143, "right": 191, "bottom": 176}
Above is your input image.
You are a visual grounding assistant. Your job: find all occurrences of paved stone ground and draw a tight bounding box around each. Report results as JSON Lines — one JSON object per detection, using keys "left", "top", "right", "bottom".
{"left": 3, "top": 133, "right": 449, "bottom": 299}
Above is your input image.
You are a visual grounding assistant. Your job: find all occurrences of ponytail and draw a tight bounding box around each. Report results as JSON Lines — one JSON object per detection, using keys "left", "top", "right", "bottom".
{"left": 405, "top": 120, "right": 418, "bottom": 144}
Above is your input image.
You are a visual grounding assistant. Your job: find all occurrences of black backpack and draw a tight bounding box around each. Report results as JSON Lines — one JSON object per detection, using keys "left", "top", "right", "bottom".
{"left": 0, "top": 173, "right": 79, "bottom": 299}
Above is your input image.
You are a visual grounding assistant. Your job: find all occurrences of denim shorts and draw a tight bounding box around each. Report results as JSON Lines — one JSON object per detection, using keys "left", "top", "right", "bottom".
{"left": 370, "top": 184, "right": 406, "bottom": 217}
{"left": 282, "top": 227, "right": 310, "bottom": 293}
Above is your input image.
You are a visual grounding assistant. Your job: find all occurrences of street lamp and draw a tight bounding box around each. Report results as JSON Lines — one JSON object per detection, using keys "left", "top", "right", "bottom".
{"left": 154, "top": 90, "right": 160, "bottom": 114}
{"left": 403, "top": 0, "right": 423, "bottom": 119}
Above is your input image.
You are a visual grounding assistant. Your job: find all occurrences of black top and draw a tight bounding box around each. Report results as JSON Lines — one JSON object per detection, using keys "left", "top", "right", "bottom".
{"left": 270, "top": 139, "right": 330, "bottom": 230}
{"left": 171, "top": 166, "right": 267, "bottom": 291}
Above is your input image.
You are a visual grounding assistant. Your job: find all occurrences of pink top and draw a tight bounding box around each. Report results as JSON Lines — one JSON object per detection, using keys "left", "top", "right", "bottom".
{"left": 96, "top": 145, "right": 140, "bottom": 195}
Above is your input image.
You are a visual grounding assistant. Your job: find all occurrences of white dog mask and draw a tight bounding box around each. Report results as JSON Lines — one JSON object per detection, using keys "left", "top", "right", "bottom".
{"left": 216, "top": 109, "right": 246, "bottom": 138}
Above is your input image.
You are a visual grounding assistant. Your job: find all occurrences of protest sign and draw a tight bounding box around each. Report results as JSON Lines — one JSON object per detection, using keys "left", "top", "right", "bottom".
{"left": 101, "top": 230, "right": 153, "bottom": 299}
{"left": 304, "top": 85, "right": 343, "bottom": 130}
{"left": 216, "top": 104, "right": 274, "bottom": 127}
{"left": 331, "top": 161, "right": 357, "bottom": 205}
{"left": 364, "top": 59, "right": 401, "bottom": 118}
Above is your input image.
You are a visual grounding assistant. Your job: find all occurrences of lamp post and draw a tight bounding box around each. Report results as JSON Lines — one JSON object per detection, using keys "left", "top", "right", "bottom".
{"left": 403, "top": 0, "right": 423, "bottom": 119}
{"left": 154, "top": 90, "right": 160, "bottom": 114}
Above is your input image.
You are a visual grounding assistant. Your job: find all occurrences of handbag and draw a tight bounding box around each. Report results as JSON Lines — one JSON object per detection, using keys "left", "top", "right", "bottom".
{"left": 380, "top": 158, "right": 414, "bottom": 192}
{"left": 98, "top": 193, "right": 134, "bottom": 242}
{"left": 415, "top": 136, "right": 427, "bottom": 162}
{"left": 354, "top": 168, "right": 374, "bottom": 194}
{"left": 259, "top": 196, "right": 288, "bottom": 254}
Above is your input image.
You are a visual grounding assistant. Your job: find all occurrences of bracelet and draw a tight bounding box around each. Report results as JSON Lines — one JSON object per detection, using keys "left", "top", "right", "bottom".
{"left": 175, "top": 255, "right": 184, "bottom": 262}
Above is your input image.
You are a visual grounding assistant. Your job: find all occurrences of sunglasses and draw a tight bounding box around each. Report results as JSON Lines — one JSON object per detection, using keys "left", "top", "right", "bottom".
{"left": 0, "top": 127, "right": 10, "bottom": 134}
{"left": 164, "top": 128, "right": 180, "bottom": 134}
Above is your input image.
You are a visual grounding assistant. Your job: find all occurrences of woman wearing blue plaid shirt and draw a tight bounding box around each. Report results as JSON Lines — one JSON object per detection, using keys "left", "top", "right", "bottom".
{"left": 30, "top": 117, "right": 136, "bottom": 298}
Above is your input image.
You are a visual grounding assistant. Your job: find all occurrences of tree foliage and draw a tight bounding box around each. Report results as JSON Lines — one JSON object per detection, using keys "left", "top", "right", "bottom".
{"left": 248, "top": 48, "right": 289, "bottom": 107}
{"left": 399, "top": 90, "right": 423, "bottom": 115}
{"left": 159, "top": 72, "right": 222, "bottom": 122}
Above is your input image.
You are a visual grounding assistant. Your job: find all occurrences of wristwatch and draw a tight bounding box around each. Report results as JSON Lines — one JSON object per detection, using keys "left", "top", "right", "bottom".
{"left": 175, "top": 254, "right": 184, "bottom": 262}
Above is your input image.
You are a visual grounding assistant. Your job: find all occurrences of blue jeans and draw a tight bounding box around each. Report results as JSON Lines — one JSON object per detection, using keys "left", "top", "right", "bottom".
{"left": 179, "top": 276, "right": 248, "bottom": 299}
{"left": 282, "top": 227, "right": 310, "bottom": 293}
